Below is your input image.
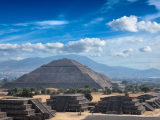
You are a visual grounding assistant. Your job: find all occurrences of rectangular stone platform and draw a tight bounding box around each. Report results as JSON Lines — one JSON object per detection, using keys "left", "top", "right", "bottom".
{"left": 0, "top": 97, "right": 56, "bottom": 120}
{"left": 46, "top": 94, "right": 90, "bottom": 112}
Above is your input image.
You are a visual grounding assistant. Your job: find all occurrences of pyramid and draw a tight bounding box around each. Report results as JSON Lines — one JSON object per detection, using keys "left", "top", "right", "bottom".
{"left": 2, "top": 58, "right": 121, "bottom": 89}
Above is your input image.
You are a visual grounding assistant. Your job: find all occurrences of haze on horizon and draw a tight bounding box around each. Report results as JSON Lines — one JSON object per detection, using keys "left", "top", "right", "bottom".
{"left": 0, "top": 0, "right": 160, "bottom": 70}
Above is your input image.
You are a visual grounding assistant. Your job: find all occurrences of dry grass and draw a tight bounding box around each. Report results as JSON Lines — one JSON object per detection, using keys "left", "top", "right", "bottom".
{"left": 91, "top": 91, "right": 153, "bottom": 103}
{"left": 33, "top": 95, "right": 50, "bottom": 102}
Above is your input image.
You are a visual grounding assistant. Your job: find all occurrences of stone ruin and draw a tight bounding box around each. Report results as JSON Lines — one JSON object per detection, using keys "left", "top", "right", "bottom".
{"left": 0, "top": 108, "right": 13, "bottom": 120}
{"left": 1, "top": 58, "right": 124, "bottom": 89}
{"left": 91, "top": 96, "right": 145, "bottom": 115}
{"left": 0, "top": 97, "right": 56, "bottom": 120}
{"left": 138, "top": 94, "right": 160, "bottom": 111}
{"left": 91, "top": 93, "right": 160, "bottom": 115}
{"left": 46, "top": 94, "right": 90, "bottom": 112}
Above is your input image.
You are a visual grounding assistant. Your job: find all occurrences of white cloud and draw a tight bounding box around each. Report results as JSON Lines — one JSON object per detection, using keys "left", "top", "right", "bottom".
{"left": 13, "top": 20, "right": 68, "bottom": 27}
{"left": 107, "top": 15, "right": 138, "bottom": 32}
{"left": 0, "top": 38, "right": 106, "bottom": 56}
{"left": 139, "top": 46, "right": 152, "bottom": 52}
{"left": 123, "top": 48, "right": 134, "bottom": 53}
{"left": 137, "top": 39, "right": 143, "bottom": 43}
{"left": 114, "top": 53, "right": 128, "bottom": 57}
{"left": 106, "top": 15, "right": 160, "bottom": 33}
{"left": 34, "top": 20, "right": 68, "bottom": 26}
{"left": 143, "top": 12, "right": 160, "bottom": 21}
{"left": 148, "top": 0, "right": 160, "bottom": 10}
{"left": 100, "top": 0, "right": 120, "bottom": 13}
{"left": 90, "top": 18, "right": 104, "bottom": 24}
{"left": 126, "top": 39, "right": 143, "bottom": 44}
{"left": 90, "top": 54, "right": 101, "bottom": 57}
{"left": 148, "top": 43, "right": 155, "bottom": 46}
{"left": 10, "top": 57, "right": 23, "bottom": 61}
{"left": 84, "top": 17, "right": 104, "bottom": 26}
{"left": 137, "top": 21, "right": 160, "bottom": 33}
{"left": 62, "top": 38, "right": 106, "bottom": 53}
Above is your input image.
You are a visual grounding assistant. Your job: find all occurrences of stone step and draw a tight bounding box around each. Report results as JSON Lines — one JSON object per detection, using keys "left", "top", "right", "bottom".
{"left": 1, "top": 117, "right": 13, "bottom": 120}
{"left": 144, "top": 103, "right": 154, "bottom": 111}
{"left": 0, "top": 112, "right": 7, "bottom": 118}
{"left": 30, "top": 99, "right": 54, "bottom": 118}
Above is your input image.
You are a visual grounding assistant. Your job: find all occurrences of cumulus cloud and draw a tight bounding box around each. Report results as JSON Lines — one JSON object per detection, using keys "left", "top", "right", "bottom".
{"left": 106, "top": 15, "right": 160, "bottom": 33}
{"left": 137, "top": 21, "right": 160, "bottom": 33}
{"left": 114, "top": 53, "right": 128, "bottom": 57}
{"left": 123, "top": 48, "right": 134, "bottom": 53}
{"left": 139, "top": 46, "right": 152, "bottom": 52}
{"left": 107, "top": 15, "right": 138, "bottom": 32}
{"left": 0, "top": 38, "right": 106, "bottom": 56}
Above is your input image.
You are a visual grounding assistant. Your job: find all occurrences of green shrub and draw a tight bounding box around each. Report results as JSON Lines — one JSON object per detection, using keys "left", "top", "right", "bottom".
{"left": 14, "top": 90, "right": 33, "bottom": 97}
{"left": 35, "top": 90, "right": 40, "bottom": 95}
{"left": 92, "top": 87, "right": 98, "bottom": 92}
{"left": 41, "top": 88, "right": 46, "bottom": 94}
{"left": 30, "top": 87, "right": 36, "bottom": 92}
{"left": 52, "top": 91, "right": 57, "bottom": 95}
{"left": 85, "top": 84, "right": 89, "bottom": 88}
{"left": 84, "top": 93, "right": 93, "bottom": 101}
{"left": 58, "top": 88, "right": 65, "bottom": 93}
{"left": 46, "top": 89, "right": 51, "bottom": 94}
{"left": 23, "top": 87, "right": 30, "bottom": 92}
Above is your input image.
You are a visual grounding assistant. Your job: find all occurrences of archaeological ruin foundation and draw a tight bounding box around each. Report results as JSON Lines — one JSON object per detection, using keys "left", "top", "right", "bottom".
{"left": 91, "top": 93, "right": 160, "bottom": 115}
{"left": 0, "top": 97, "right": 56, "bottom": 120}
{"left": 46, "top": 94, "right": 90, "bottom": 112}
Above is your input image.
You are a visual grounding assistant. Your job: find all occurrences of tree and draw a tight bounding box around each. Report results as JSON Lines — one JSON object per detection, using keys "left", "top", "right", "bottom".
{"left": 85, "top": 84, "right": 89, "bottom": 88}
{"left": 107, "top": 89, "right": 112, "bottom": 94}
{"left": 140, "top": 84, "right": 150, "bottom": 93}
{"left": 125, "top": 92, "right": 129, "bottom": 97}
{"left": 7, "top": 86, "right": 20, "bottom": 95}
{"left": 35, "top": 90, "right": 40, "bottom": 95}
{"left": 30, "top": 87, "right": 36, "bottom": 92}
{"left": 46, "top": 89, "right": 51, "bottom": 94}
{"left": 122, "top": 80, "right": 128, "bottom": 84}
{"left": 57, "top": 91, "right": 60, "bottom": 94}
{"left": 58, "top": 88, "right": 64, "bottom": 93}
{"left": 23, "top": 87, "right": 30, "bottom": 92}
{"left": 52, "top": 91, "right": 57, "bottom": 95}
{"left": 125, "top": 85, "right": 134, "bottom": 92}
{"left": 135, "top": 84, "right": 138, "bottom": 91}
{"left": 112, "top": 87, "right": 121, "bottom": 93}
{"left": 84, "top": 93, "right": 93, "bottom": 101}
{"left": 14, "top": 90, "right": 33, "bottom": 97}
{"left": 105, "top": 86, "right": 108, "bottom": 90}
{"left": 92, "top": 87, "right": 98, "bottom": 92}
{"left": 41, "top": 88, "right": 46, "bottom": 94}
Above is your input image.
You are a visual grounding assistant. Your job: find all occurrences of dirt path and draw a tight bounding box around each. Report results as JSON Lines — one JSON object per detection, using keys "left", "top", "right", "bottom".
{"left": 50, "top": 109, "right": 160, "bottom": 120}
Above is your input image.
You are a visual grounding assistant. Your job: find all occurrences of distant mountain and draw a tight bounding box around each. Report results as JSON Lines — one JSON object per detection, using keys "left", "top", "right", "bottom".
{"left": 0, "top": 54, "right": 160, "bottom": 80}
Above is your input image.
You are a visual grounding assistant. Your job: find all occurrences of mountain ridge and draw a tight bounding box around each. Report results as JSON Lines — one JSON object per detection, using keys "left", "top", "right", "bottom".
{"left": 0, "top": 54, "right": 160, "bottom": 80}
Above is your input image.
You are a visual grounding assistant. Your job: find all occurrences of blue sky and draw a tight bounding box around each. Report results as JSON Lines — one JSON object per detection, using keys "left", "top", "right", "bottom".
{"left": 0, "top": 0, "right": 160, "bottom": 70}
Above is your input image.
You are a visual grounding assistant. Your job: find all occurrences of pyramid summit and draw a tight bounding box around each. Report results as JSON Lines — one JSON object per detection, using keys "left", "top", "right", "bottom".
{"left": 2, "top": 58, "right": 123, "bottom": 89}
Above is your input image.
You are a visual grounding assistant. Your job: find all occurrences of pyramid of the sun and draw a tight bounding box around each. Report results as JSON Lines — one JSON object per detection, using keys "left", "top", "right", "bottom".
{"left": 2, "top": 58, "right": 122, "bottom": 89}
